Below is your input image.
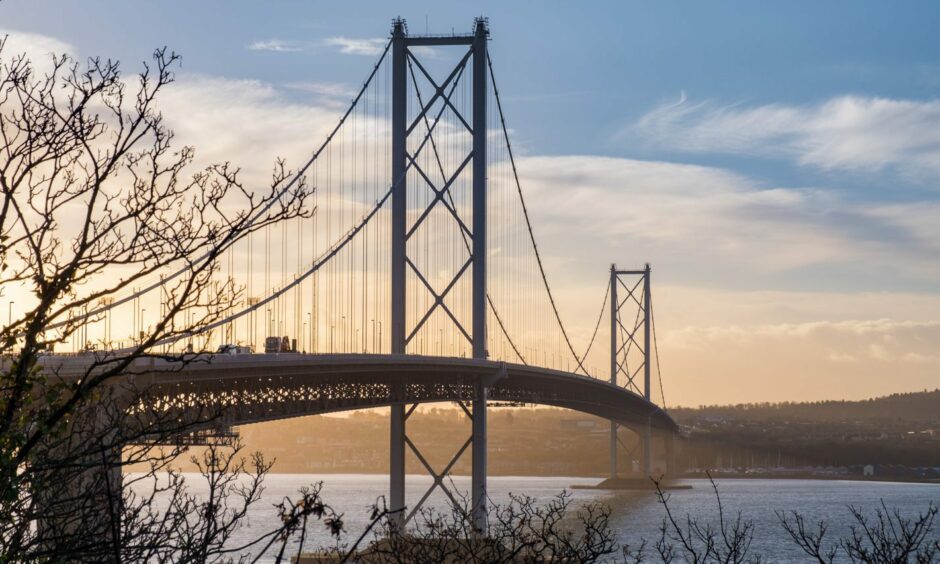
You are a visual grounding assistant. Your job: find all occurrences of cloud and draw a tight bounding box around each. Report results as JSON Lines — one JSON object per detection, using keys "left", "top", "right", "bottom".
{"left": 321, "top": 37, "right": 435, "bottom": 58}
{"left": 282, "top": 81, "right": 359, "bottom": 109}
{"left": 0, "top": 28, "right": 73, "bottom": 57}
{"left": 863, "top": 202, "right": 940, "bottom": 252}
{"left": 666, "top": 318, "right": 940, "bottom": 348}
{"left": 150, "top": 72, "right": 390, "bottom": 222}
{"left": 152, "top": 74, "right": 346, "bottom": 182}
{"left": 0, "top": 28, "right": 74, "bottom": 75}
{"left": 512, "top": 155, "right": 940, "bottom": 280}
{"left": 630, "top": 95, "right": 940, "bottom": 178}
{"left": 323, "top": 37, "right": 387, "bottom": 56}
{"left": 284, "top": 82, "right": 357, "bottom": 98}
{"left": 655, "top": 316, "right": 940, "bottom": 404}
{"left": 247, "top": 39, "right": 314, "bottom": 53}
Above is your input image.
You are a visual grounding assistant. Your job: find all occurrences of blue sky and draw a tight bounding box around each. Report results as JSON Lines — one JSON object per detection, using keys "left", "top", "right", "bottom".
{"left": 9, "top": 2, "right": 940, "bottom": 159}
{"left": 3, "top": 1, "right": 939, "bottom": 403}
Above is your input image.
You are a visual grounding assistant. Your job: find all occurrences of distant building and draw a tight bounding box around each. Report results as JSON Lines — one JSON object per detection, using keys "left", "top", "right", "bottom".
{"left": 863, "top": 464, "right": 875, "bottom": 476}
{"left": 560, "top": 419, "right": 597, "bottom": 430}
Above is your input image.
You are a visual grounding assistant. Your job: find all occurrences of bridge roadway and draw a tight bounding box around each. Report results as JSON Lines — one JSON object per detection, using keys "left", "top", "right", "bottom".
{"left": 43, "top": 353, "right": 677, "bottom": 432}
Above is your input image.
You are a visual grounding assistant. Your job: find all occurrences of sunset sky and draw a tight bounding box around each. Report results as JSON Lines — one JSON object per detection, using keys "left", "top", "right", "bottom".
{"left": 3, "top": 1, "right": 939, "bottom": 405}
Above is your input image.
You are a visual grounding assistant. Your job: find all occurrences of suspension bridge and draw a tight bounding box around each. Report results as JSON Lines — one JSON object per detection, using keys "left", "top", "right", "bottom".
{"left": 40, "top": 18, "right": 677, "bottom": 530}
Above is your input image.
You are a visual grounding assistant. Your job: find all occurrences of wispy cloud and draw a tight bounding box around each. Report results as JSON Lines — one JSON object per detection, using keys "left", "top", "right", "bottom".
{"left": 630, "top": 94, "right": 940, "bottom": 179}
{"left": 320, "top": 36, "right": 436, "bottom": 58}
{"left": 323, "top": 37, "right": 387, "bottom": 56}
{"left": 284, "top": 81, "right": 357, "bottom": 98}
{"left": 247, "top": 39, "right": 314, "bottom": 53}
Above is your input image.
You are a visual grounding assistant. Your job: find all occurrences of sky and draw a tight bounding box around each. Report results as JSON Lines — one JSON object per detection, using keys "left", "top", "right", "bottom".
{"left": 3, "top": 0, "right": 939, "bottom": 405}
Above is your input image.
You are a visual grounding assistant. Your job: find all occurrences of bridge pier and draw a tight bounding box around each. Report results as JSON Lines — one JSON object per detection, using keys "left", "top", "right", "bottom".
{"left": 471, "top": 382, "right": 487, "bottom": 531}
{"left": 665, "top": 431, "right": 676, "bottom": 476}
{"left": 389, "top": 401, "right": 406, "bottom": 525}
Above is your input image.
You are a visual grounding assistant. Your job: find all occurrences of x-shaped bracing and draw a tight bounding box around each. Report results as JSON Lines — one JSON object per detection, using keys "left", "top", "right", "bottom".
{"left": 611, "top": 424, "right": 642, "bottom": 460}
{"left": 403, "top": 400, "right": 474, "bottom": 524}
{"left": 405, "top": 151, "right": 474, "bottom": 241}
{"left": 403, "top": 45, "right": 478, "bottom": 351}
{"left": 405, "top": 256, "right": 472, "bottom": 346}
{"left": 406, "top": 54, "right": 474, "bottom": 246}
{"left": 614, "top": 275, "right": 648, "bottom": 395}
{"left": 406, "top": 49, "right": 474, "bottom": 137}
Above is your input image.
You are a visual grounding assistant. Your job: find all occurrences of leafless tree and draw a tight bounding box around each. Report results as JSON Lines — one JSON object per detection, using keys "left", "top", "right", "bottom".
{"left": 320, "top": 490, "right": 619, "bottom": 563}
{"left": 0, "top": 36, "right": 336, "bottom": 561}
{"left": 651, "top": 473, "right": 760, "bottom": 564}
{"left": 779, "top": 501, "right": 939, "bottom": 563}
{"left": 650, "top": 473, "right": 937, "bottom": 564}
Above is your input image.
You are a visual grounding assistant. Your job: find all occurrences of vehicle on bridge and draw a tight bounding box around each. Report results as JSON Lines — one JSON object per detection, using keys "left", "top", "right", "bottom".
{"left": 264, "top": 336, "right": 297, "bottom": 354}
{"left": 216, "top": 344, "right": 254, "bottom": 355}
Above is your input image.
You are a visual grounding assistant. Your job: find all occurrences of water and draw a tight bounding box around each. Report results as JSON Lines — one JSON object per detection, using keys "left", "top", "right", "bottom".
{"left": 156, "top": 474, "right": 940, "bottom": 562}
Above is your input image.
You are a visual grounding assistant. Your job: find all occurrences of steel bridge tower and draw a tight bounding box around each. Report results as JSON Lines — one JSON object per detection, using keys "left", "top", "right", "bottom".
{"left": 389, "top": 17, "right": 489, "bottom": 530}
{"left": 609, "top": 264, "right": 653, "bottom": 479}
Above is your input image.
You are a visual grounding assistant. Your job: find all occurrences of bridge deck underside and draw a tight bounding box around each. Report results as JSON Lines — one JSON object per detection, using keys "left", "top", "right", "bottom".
{"left": 133, "top": 355, "right": 677, "bottom": 432}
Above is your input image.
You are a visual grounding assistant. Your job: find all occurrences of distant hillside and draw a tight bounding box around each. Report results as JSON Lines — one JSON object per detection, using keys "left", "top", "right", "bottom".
{"left": 671, "top": 389, "right": 940, "bottom": 424}
{"left": 137, "top": 390, "right": 940, "bottom": 475}
{"left": 672, "top": 389, "right": 940, "bottom": 468}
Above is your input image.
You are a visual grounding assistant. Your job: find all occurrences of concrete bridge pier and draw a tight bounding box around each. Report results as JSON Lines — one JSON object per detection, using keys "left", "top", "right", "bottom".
{"left": 471, "top": 381, "right": 488, "bottom": 532}
{"left": 389, "top": 400, "right": 406, "bottom": 527}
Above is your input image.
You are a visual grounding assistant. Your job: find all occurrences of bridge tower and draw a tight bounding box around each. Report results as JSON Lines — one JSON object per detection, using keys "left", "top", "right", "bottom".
{"left": 389, "top": 17, "right": 490, "bottom": 531}
{"left": 609, "top": 264, "right": 653, "bottom": 478}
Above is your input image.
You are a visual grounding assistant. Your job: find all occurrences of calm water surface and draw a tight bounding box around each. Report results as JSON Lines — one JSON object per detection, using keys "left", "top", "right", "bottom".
{"left": 163, "top": 474, "right": 940, "bottom": 562}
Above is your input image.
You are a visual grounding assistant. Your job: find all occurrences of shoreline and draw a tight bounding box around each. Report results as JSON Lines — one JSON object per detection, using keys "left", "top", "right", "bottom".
{"left": 237, "top": 471, "right": 940, "bottom": 486}
{"left": 679, "top": 472, "right": 940, "bottom": 486}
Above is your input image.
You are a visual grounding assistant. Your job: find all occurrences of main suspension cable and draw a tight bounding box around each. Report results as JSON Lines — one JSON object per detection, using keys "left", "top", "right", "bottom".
{"left": 487, "top": 54, "right": 590, "bottom": 375}
{"left": 118, "top": 184, "right": 394, "bottom": 354}
{"left": 39, "top": 39, "right": 394, "bottom": 335}
{"left": 577, "top": 278, "right": 610, "bottom": 370}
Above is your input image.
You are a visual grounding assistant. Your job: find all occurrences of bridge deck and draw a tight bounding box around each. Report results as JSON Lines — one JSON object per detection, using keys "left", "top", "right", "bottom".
{"left": 39, "top": 353, "right": 677, "bottom": 432}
